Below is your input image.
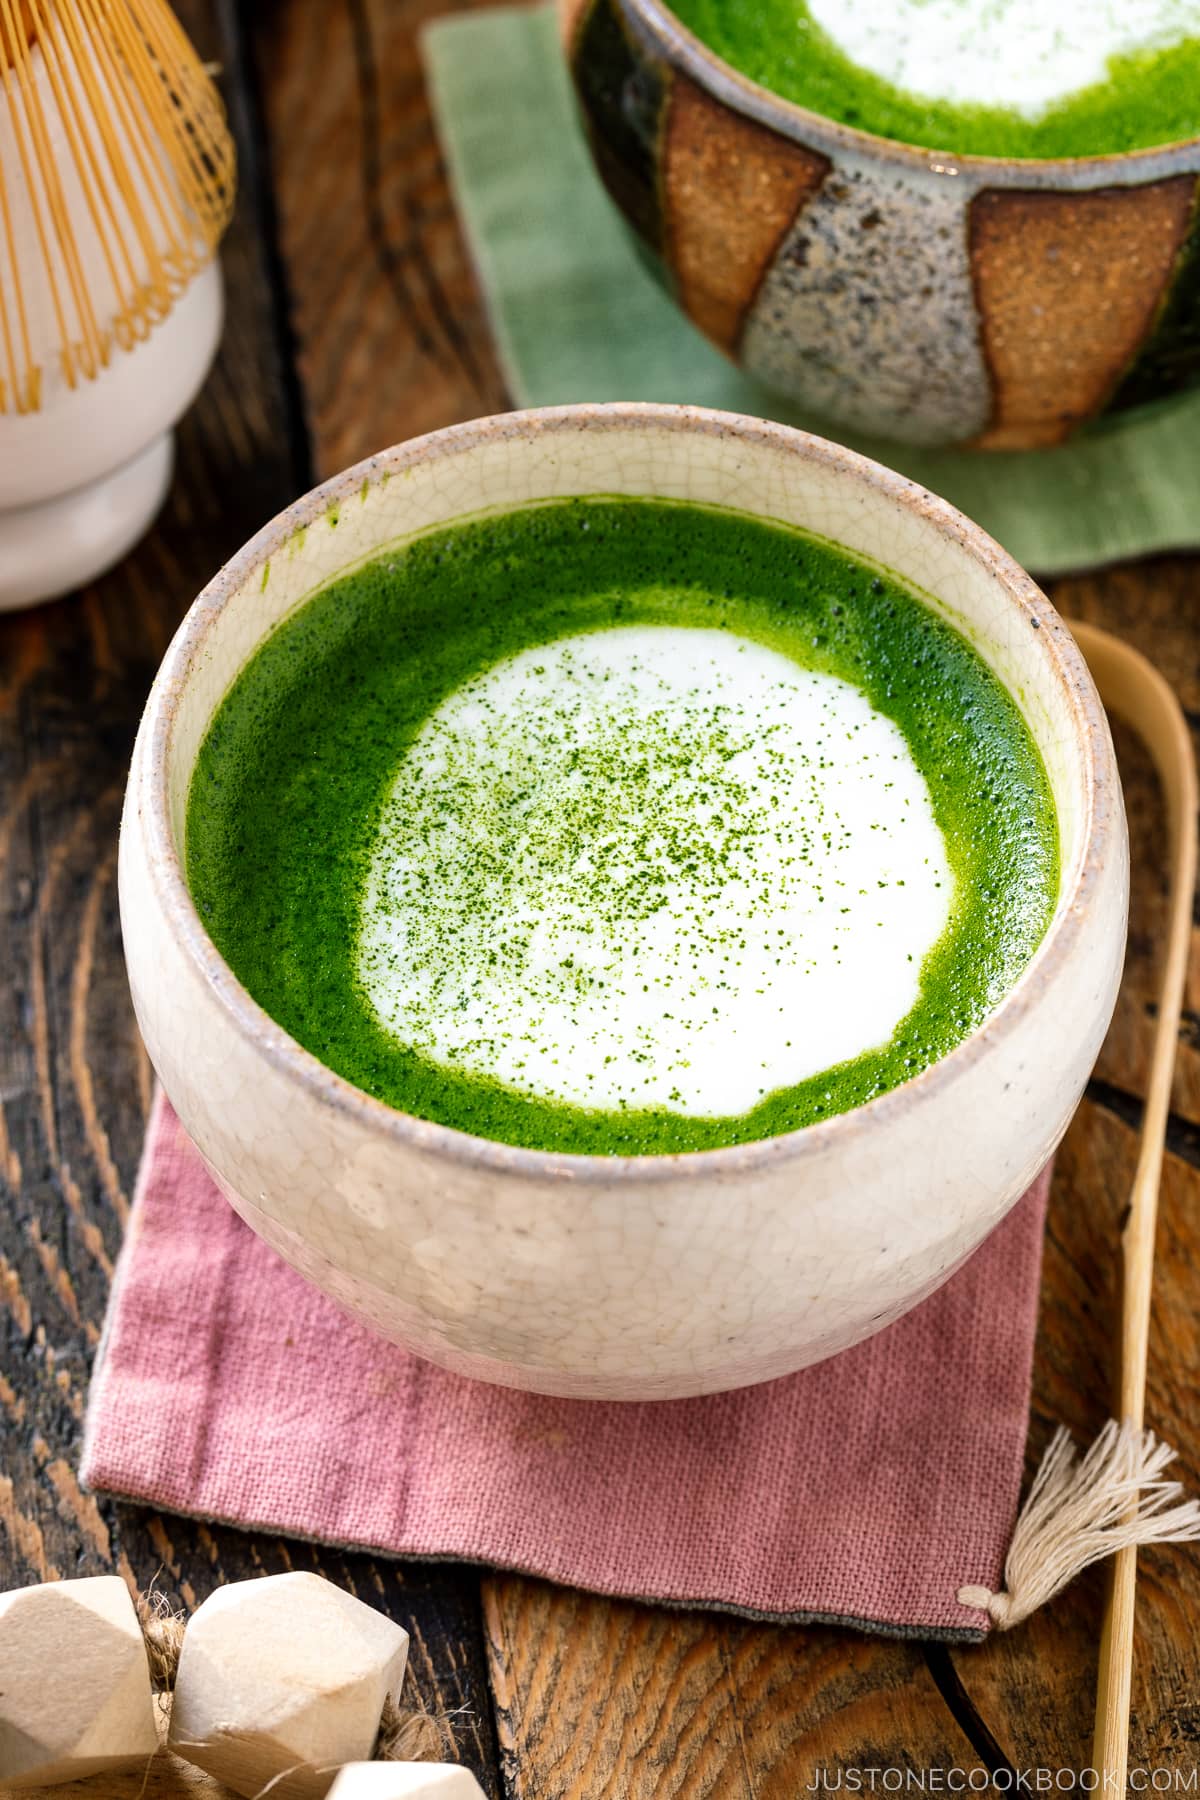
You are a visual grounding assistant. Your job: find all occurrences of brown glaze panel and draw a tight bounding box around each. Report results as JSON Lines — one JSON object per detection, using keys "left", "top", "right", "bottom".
{"left": 557, "top": 0, "right": 592, "bottom": 59}
{"left": 663, "top": 76, "right": 828, "bottom": 354}
{"left": 970, "top": 177, "right": 1194, "bottom": 448}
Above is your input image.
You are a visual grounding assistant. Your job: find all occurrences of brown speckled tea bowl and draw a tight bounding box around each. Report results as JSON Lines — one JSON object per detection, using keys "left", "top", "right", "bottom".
{"left": 562, "top": 0, "right": 1200, "bottom": 449}
{"left": 120, "top": 405, "right": 1128, "bottom": 1400}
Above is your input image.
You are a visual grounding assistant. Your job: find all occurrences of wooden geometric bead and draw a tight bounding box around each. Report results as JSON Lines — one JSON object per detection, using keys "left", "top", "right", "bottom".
{"left": 168, "top": 1572, "right": 410, "bottom": 1800}
{"left": 327, "top": 1765, "right": 486, "bottom": 1800}
{"left": 0, "top": 1576, "right": 159, "bottom": 1788}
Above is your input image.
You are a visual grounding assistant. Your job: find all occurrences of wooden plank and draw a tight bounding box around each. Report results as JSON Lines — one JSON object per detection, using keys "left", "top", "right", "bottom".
{"left": 484, "top": 1579, "right": 986, "bottom": 1798}
{"left": 252, "top": 0, "right": 507, "bottom": 480}
{"left": 1051, "top": 560, "right": 1200, "bottom": 1124}
{"left": 0, "top": 2, "right": 501, "bottom": 1792}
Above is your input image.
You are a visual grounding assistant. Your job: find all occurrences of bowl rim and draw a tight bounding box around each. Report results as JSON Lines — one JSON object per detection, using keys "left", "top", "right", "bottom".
{"left": 133, "top": 401, "right": 1120, "bottom": 1185}
{"left": 607, "top": 0, "right": 1200, "bottom": 180}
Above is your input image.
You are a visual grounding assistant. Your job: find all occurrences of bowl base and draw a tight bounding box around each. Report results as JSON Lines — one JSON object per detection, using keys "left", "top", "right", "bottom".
{"left": 0, "top": 432, "right": 174, "bottom": 613}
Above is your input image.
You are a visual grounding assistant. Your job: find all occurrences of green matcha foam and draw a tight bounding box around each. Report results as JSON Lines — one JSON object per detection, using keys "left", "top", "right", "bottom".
{"left": 186, "top": 496, "right": 1058, "bottom": 1156}
{"left": 358, "top": 624, "right": 952, "bottom": 1118}
{"left": 809, "top": 0, "right": 1199, "bottom": 117}
{"left": 670, "top": 0, "right": 1200, "bottom": 157}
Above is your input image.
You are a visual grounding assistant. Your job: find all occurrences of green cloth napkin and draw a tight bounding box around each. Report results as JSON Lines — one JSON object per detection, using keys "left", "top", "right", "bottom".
{"left": 423, "top": 5, "right": 1200, "bottom": 575}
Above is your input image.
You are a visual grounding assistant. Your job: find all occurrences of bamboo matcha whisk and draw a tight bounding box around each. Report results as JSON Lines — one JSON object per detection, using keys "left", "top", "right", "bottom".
{"left": 0, "top": 0, "right": 234, "bottom": 413}
{"left": 0, "top": 0, "right": 235, "bottom": 609}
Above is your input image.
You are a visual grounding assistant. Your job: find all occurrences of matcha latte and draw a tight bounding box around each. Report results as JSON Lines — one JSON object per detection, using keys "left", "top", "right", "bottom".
{"left": 186, "top": 498, "right": 1058, "bottom": 1157}
{"left": 668, "top": 0, "right": 1200, "bottom": 157}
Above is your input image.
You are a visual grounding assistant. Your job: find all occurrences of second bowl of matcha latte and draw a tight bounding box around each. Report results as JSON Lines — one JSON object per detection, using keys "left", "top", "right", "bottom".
{"left": 565, "top": 0, "right": 1200, "bottom": 448}
{"left": 121, "top": 406, "right": 1127, "bottom": 1399}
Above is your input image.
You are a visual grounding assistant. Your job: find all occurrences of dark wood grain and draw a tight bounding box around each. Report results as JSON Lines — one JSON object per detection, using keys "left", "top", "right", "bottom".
{"left": 251, "top": 0, "right": 506, "bottom": 479}
{"left": 3, "top": 0, "right": 1200, "bottom": 1795}
{"left": 484, "top": 1579, "right": 989, "bottom": 1799}
{"left": 1053, "top": 562, "right": 1200, "bottom": 1129}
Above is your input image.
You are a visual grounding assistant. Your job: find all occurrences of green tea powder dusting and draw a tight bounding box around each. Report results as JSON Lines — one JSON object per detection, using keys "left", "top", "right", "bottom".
{"left": 187, "top": 497, "right": 1058, "bottom": 1155}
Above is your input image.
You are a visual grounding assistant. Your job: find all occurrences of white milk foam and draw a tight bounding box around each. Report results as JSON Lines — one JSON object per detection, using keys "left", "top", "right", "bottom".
{"left": 806, "top": 0, "right": 1200, "bottom": 116}
{"left": 358, "top": 626, "right": 952, "bottom": 1119}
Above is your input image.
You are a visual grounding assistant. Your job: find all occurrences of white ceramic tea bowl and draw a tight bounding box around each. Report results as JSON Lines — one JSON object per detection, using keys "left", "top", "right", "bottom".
{"left": 119, "top": 404, "right": 1128, "bottom": 1400}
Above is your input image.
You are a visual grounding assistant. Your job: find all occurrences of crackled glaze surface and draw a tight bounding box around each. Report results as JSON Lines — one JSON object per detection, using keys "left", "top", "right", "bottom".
{"left": 565, "top": 0, "right": 1200, "bottom": 448}
{"left": 119, "top": 405, "right": 1128, "bottom": 1399}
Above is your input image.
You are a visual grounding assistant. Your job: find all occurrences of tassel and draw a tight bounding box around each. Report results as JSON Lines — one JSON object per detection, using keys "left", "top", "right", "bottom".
{"left": 958, "top": 1420, "right": 1200, "bottom": 1628}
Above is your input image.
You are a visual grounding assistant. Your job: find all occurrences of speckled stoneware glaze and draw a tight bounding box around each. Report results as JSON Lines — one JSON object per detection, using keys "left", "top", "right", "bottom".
{"left": 120, "top": 404, "right": 1128, "bottom": 1400}
{"left": 562, "top": 0, "right": 1200, "bottom": 448}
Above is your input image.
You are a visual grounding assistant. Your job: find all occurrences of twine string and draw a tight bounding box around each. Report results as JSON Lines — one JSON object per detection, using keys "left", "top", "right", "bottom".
{"left": 135, "top": 1587, "right": 186, "bottom": 1690}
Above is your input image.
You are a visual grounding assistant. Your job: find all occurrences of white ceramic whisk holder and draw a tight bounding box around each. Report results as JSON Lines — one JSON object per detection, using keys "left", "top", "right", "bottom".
{"left": 0, "top": 5, "right": 233, "bottom": 612}
{"left": 0, "top": 260, "right": 223, "bottom": 612}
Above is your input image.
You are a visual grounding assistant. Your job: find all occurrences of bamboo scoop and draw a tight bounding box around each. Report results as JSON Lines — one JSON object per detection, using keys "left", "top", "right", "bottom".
{"left": 1067, "top": 622, "right": 1197, "bottom": 1792}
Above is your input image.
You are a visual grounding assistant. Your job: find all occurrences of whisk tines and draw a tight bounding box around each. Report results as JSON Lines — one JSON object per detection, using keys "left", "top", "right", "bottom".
{"left": 0, "top": 0, "right": 235, "bottom": 413}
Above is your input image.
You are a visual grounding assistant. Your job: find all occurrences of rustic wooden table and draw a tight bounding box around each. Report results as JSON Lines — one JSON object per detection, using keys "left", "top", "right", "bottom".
{"left": 2, "top": 1, "right": 1199, "bottom": 1792}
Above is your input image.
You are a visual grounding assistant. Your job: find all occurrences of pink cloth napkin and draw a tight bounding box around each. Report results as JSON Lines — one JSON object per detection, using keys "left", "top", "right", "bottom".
{"left": 83, "top": 1094, "right": 1049, "bottom": 1638}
